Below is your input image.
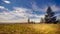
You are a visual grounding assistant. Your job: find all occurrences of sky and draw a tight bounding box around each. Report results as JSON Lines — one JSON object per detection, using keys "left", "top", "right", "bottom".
{"left": 0, "top": 0, "right": 60, "bottom": 23}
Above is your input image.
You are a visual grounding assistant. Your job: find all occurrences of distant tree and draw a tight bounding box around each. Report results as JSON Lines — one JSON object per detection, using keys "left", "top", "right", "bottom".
{"left": 45, "top": 6, "right": 58, "bottom": 24}
{"left": 28, "top": 18, "right": 30, "bottom": 23}
{"left": 40, "top": 18, "right": 44, "bottom": 23}
{"left": 28, "top": 18, "right": 35, "bottom": 24}
{"left": 58, "top": 19, "right": 60, "bottom": 23}
{"left": 30, "top": 21, "right": 35, "bottom": 24}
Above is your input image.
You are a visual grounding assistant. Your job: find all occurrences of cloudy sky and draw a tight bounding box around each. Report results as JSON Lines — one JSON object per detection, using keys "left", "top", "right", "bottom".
{"left": 0, "top": 0, "right": 60, "bottom": 23}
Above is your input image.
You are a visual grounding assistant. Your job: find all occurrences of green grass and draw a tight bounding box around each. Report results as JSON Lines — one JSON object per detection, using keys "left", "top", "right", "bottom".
{"left": 0, "top": 24, "right": 60, "bottom": 34}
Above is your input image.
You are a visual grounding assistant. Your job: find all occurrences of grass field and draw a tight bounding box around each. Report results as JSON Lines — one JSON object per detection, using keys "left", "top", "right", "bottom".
{"left": 0, "top": 24, "right": 60, "bottom": 34}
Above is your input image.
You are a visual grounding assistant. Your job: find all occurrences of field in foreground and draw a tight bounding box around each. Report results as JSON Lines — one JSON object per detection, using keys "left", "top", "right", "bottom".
{"left": 0, "top": 24, "right": 60, "bottom": 34}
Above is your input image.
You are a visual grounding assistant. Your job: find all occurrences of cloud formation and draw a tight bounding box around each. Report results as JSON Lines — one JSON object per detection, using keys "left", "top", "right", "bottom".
{"left": 3, "top": 0, "right": 10, "bottom": 4}
{"left": 0, "top": 5, "right": 45, "bottom": 22}
{"left": 31, "top": 2, "right": 47, "bottom": 12}
{"left": 51, "top": 5, "right": 60, "bottom": 11}
{"left": 31, "top": 2, "right": 60, "bottom": 12}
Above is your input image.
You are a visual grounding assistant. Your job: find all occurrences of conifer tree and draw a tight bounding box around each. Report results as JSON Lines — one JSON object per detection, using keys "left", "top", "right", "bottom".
{"left": 45, "top": 6, "right": 58, "bottom": 24}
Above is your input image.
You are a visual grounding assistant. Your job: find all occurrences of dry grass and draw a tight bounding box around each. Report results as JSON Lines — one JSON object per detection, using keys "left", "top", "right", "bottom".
{"left": 0, "top": 23, "right": 60, "bottom": 34}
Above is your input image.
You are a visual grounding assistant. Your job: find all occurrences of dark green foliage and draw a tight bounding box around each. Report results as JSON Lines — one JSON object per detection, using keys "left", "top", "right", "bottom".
{"left": 45, "top": 6, "right": 58, "bottom": 24}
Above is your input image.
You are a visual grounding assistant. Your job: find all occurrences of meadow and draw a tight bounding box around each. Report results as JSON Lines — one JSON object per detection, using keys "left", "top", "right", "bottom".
{"left": 0, "top": 23, "right": 60, "bottom": 34}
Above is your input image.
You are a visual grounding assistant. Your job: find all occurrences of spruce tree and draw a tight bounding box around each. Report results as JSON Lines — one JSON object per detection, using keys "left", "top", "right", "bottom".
{"left": 45, "top": 6, "right": 57, "bottom": 24}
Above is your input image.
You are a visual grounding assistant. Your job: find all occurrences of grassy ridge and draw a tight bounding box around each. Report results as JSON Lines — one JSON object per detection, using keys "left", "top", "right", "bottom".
{"left": 0, "top": 24, "right": 60, "bottom": 34}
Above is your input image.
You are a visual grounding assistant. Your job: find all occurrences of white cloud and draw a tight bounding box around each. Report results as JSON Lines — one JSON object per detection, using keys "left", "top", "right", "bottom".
{"left": 12, "top": 7, "right": 33, "bottom": 18}
{"left": 0, "top": 19, "right": 28, "bottom": 23}
{"left": 28, "top": 13, "right": 45, "bottom": 23}
{"left": 30, "top": 19, "right": 40, "bottom": 23}
{"left": 0, "top": 6, "right": 5, "bottom": 9}
{"left": 55, "top": 14, "right": 60, "bottom": 20}
{"left": 3, "top": 0, "right": 10, "bottom": 4}
{"left": 51, "top": 5, "right": 60, "bottom": 11}
{"left": 12, "top": 7, "right": 45, "bottom": 23}
{"left": 0, "top": 6, "right": 46, "bottom": 23}
{"left": 0, "top": 6, "right": 9, "bottom": 12}
{"left": 0, "top": 6, "right": 34, "bottom": 23}
{"left": 31, "top": 2, "right": 47, "bottom": 12}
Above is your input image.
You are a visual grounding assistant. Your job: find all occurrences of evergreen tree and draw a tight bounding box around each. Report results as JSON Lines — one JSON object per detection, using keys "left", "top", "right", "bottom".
{"left": 45, "top": 6, "right": 58, "bottom": 24}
